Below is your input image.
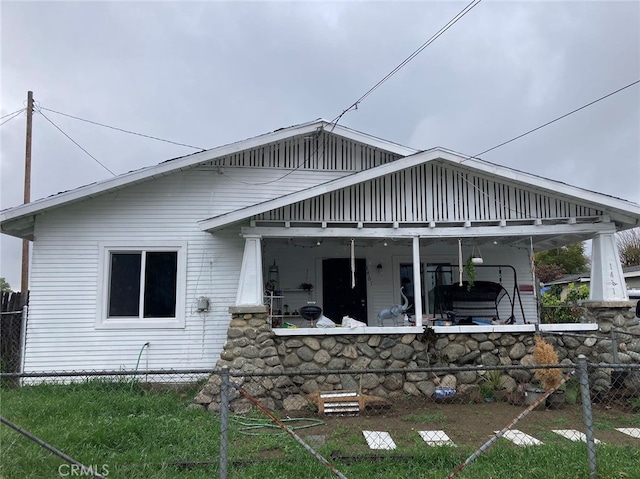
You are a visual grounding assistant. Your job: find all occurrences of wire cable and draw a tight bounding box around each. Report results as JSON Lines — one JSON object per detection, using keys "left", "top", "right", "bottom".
{"left": 330, "top": 0, "right": 482, "bottom": 127}
{"left": 467, "top": 78, "right": 640, "bottom": 161}
{"left": 37, "top": 109, "right": 116, "bottom": 176}
{"left": 455, "top": 79, "right": 640, "bottom": 218}
{"left": 40, "top": 106, "right": 207, "bottom": 151}
{"left": 230, "top": 414, "right": 325, "bottom": 436}
{"left": 0, "top": 108, "right": 26, "bottom": 121}
{"left": 228, "top": 79, "right": 639, "bottom": 211}
{"left": 221, "top": 0, "right": 482, "bottom": 186}
{"left": 219, "top": 126, "right": 327, "bottom": 186}
{"left": 0, "top": 109, "right": 25, "bottom": 126}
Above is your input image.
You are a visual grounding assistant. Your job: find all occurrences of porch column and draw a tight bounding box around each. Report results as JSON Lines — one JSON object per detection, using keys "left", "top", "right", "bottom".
{"left": 235, "top": 235, "right": 264, "bottom": 306}
{"left": 590, "top": 231, "right": 628, "bottom": 301}
{"left": 412, "top": 236, "right": 423, "bottom": 327}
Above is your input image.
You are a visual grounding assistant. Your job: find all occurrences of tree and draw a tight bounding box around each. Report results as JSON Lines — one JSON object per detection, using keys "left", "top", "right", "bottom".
{"left": 0, "top": 277, "right": 12, "bottom": 293}
{"left": 617, "top": 227, "right": 640, "bottom": 267}
{"left": 535, "top": 242, "right": 588, "bottom": 283}
{"left": 535, "top": 264, "right": 567, "bottom": 284}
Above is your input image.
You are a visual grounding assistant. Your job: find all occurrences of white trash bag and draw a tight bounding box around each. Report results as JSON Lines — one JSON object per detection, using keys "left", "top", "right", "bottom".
{"left": 342, "top": 316, "right": 367, "bottom": 328}
{"left": 316, "top": 314, "right": 336, "bottom": 328}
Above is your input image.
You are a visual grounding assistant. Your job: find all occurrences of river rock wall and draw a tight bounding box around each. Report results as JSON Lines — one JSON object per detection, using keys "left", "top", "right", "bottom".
{"left": 194, "top": 302, "right": 639, "bottom": 412}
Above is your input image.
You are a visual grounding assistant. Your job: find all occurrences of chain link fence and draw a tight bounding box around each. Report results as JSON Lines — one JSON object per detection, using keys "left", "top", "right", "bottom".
{"left": 0, "top": 291, "right": 27, "bottom": 386}
{"left": 2, "top": 359, "right": 639, "bottom": 478}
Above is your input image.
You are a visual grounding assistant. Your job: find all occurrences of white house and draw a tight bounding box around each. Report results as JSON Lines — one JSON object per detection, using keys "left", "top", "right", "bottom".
{"left": 2, "top": 119, "right": 639, "bottom": 374}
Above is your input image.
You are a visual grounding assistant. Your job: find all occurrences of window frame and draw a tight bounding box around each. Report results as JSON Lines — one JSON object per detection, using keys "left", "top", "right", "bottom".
{"left": 96, "top": 242, "right": 187, "bottom": 329}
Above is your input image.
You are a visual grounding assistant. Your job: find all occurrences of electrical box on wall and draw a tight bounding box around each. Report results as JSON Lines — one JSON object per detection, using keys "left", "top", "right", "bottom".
{"left": 197, "top": 296, "right": 210, "bottom": 312}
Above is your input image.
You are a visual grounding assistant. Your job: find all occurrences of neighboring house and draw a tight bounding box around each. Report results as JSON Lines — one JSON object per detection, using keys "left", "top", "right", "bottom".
{"left": 546, "top": 265, "right": 640, "bottom": 299}
{"left": 2, "top": 119, "right": 640, "bottom": 374}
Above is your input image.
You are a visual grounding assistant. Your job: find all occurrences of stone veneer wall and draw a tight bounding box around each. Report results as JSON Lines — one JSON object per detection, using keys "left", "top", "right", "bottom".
{"left": 194, "top": 302, "right": 639, "bottom": 413}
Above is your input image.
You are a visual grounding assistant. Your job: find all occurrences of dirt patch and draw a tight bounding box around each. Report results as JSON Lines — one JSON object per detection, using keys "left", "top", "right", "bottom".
{"left": 283, "top": 397, "right": 639, "bottom": 449}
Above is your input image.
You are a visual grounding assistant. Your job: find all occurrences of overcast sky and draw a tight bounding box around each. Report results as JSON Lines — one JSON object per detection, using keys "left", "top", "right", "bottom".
{"left": 1, "top": 0, "right": 639, "bottom": 290}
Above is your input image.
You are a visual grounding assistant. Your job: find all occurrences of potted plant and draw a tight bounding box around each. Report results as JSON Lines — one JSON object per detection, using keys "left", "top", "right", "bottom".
{"left": 480, "top": 370, "right": 508, "bottom": 402}
{"left": 464, "top": 257, "right": 476, "bottom": 291}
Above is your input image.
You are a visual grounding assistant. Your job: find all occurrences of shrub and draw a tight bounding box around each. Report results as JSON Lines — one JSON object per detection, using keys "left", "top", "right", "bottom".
{"left": 533, "top": 336, "right": 562, "bottom": 390}
{"left": 540, "top": 283, "right": 589, "bottom": 323}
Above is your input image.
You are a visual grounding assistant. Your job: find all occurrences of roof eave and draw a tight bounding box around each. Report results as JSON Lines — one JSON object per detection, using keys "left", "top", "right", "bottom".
{"left": 1, "top": 120, "right": 418, "bottom": 233}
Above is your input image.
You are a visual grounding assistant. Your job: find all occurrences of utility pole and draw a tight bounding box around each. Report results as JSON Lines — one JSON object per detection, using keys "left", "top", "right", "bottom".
{"left": 21, "top": 91, "right": 33, "bottom": 293}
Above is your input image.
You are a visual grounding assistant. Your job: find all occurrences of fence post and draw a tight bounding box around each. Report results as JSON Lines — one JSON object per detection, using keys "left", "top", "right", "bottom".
{"left": 611, "top": 330, "right": 619, "bottom": 364}
{"left": 219, "top": 367, "right": 229, "bottom": 479}
{"left": 19, "top": 305, "right": 28, "bottom": 375}
{"left": 577, "top": 355, "right": 597, "bottom": 479}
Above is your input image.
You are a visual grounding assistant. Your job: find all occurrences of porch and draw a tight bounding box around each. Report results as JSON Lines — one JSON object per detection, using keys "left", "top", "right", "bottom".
{"left": 233, "top": 226, "right": 628, "bottom": 333}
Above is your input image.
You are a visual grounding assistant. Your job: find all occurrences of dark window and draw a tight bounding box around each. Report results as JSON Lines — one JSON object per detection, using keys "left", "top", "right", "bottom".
{"left": 108, "top": 251, "right": 178, "bottom": 318}
{"left": 109, "top": 253, "right": 141, "bottom": 317}
{"left": 143, "top": 252, "right": 177, "bottom": 318}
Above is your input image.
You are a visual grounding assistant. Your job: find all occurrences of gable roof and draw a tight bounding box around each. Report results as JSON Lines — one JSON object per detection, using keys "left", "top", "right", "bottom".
{"left": 1, "top": 119, "right": 418, "bottom": 238}
{"left": 3, "top": 119, "right": 640, "bottom": 241}
{"left": 198, "top": 147, "right": 640, "bottom": 232}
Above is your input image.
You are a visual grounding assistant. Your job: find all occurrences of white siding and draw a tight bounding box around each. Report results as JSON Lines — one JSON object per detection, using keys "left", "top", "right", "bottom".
{"left": 24, "top": 165, "right": 348, "bottom": 373}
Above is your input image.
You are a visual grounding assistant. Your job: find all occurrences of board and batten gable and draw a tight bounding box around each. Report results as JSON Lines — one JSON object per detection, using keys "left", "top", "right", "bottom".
{"left": 23, "top": 162, "right": 351, "bottom": 373}
{"left": 254, "top": 160, "right": 605, "bottom": 225}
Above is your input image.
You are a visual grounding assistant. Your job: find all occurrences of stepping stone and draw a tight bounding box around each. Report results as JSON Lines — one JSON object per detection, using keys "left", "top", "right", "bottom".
{"left": 552, "top": 429, "right": 601, "bottom": 444}
{"left": 418, "top": 430, "right": 456, "bottom": 446}
{"left": 497, "top": 429, "right": 543, "bottom": 446}
{"left": 362, "top": 430, "right": 396, "bottom": 450}
{"left": 616, "top": 428, "right": 640, "bottom": 439}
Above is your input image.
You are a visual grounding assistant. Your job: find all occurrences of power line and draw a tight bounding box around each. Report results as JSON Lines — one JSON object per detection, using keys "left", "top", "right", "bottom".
{"left": 467, "top": 79, "right": 640, "bottom": 160}
{"left": 457, "top": 79, "right": 640, "bottom": 218}
{"left": 230, "top": 79, "right": 640, "bottom": 204}
{"left": 234, "top": 0, "right": 483, "bottom": 186}
{"left": 331, "top": 0, "right": 482, "bottom": 127}
{"left": 1, "top": 108, "right": 26, "bottom": 121}
{"left": 219, "top": 128, "right": 326, "bottom": 186}
{"left": 0, "top": 109, "right": 25, "bottom": 126}
{"left": 37, "top": 109, "right": 116, "bottom": 177}
{"left": 39, "top": 106, "right": 208, "bottom": 151}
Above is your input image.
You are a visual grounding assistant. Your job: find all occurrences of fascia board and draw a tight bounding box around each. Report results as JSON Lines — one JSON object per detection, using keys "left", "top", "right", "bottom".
{"left": 328, "top": 122, "right": 418, "bottom": 156}
{"left": 1, "top": 120, "right": 416, "bottom": 226}
{"left": 451, "top": 154, "right": 640, "bottom": 217}
{"left": 0, "top": 121, "right": 325, "bottom": 224}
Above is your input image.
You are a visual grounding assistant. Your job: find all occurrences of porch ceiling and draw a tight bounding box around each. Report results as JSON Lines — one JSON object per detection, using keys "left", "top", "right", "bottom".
{"left": 241, "top": 218, "right": 615, "bottom": 252}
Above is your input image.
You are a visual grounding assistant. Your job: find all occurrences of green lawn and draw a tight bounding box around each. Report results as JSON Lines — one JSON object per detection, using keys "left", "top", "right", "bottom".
{"left": 1, "top": 381, "right": 639, "bottom": 479}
